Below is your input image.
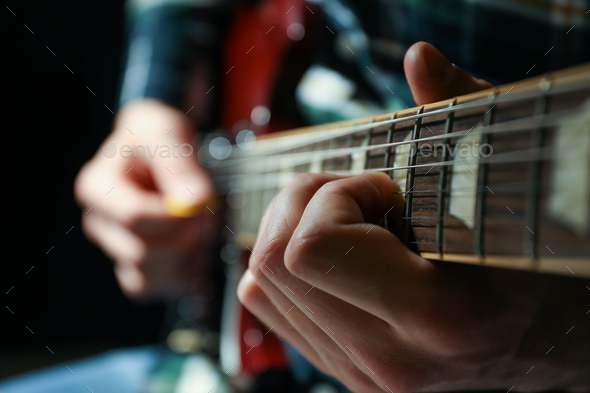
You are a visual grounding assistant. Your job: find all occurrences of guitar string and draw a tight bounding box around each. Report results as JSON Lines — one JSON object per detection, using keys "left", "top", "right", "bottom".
{"left": 316, "top": 146, "right": 549, "bottom": 175}
{"left": 227, "top": 179, "right": 540, "bottom": 195}
{"left": 214, "top": 112, "right": 548, "bottom": 171}
{"left": 222, "top": 183, "right": 585, "bottom": 212}
{"left": 213, "top": 145, "right": 552, "bottom": 191}
{"left": 228, "top": 181, "right": 555, "bottom": 211}
{"left": 218, "top": 76, "right": 590, "bottom": 161}
{"left": 404, "top": 216, "right": 523, "bottom": 222}
{"left": 398, "top": 181, "right": 540, "bottom": 195}
{"left": 221, "top": 77, "right": 590, "bottom": 160}
{"left": 394, "top": 182, "right": 553, "bottom": 195}
{"left": 232, "top": 204, "right": 588, "bottom": 261}
{"left": 407, "top": 239, "right": 575, "bottom": 249}
{"left": 211, "top": 107, "right": 581, "bottom": 177}
{"left": 403, "top": 215, "right": 570, "bottom": 222}
{"left": 234, "top": 217, "right": 587, "bottom": 252}
{"left": 410, "top": 241, "right": 590, "bottom": 250}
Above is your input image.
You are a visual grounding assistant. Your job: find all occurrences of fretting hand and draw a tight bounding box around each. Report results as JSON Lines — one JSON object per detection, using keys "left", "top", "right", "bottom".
{"left": 237, "top": 43, "right": 590, "bottom": 392}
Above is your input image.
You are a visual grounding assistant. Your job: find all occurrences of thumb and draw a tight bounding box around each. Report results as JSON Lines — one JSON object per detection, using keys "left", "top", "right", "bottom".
{"left": 151, "top": 145, "right": 215, "bottom": 218}
{"left": 404, "top": 41, "right": 492, "bottom": 106}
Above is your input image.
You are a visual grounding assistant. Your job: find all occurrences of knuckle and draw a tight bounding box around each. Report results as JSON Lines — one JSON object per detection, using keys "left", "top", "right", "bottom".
{"left": 123, "top": 244, "right": 150, "bottom": 268}
{"left": 330, "top": 358, "right": 383, "bottom": 393}
{"left": 249, "top": 232, "right": 285, "bottom": 277}
{"left": 290, "top": 172, "right": 317, "bottom": 186}
{"left": 73, "top": 163, "right": 96, "bottom": 206}
{"left": 317, "top": 179, "right": 347, "bottom": 199}
{"left": 115, "top": 267, "right": 149, "bottom": 299}
{"left": 288, "top": 172, "right": 328, "bottom": 191}
{"left": 360, "top": 354, "right": 431, "bottom": 393}
{"left": 339, "top": 375, "right": 376, "bottom": 393}
{"left": 116, "top": 209, "right": 146, "bottom": 231}
{"left": 247, "top": 251, "right": 264, "bottom": 280}
{"left": 236, "top": 273, "right": 262, "bottom": 308}
{"left": 399, "top": 295, "right": 485, "bottom": 357}
{"left": 80, "top": 214, "right": 99, "bottom": 244}
{"left": 284, "top": 226, "right": 327, "bottom": 278}
{"left": 336, "top": 335, "right": 441, "bottom": 393}
{"left": 117, "top": 212, "right": 139, "bottom": 231}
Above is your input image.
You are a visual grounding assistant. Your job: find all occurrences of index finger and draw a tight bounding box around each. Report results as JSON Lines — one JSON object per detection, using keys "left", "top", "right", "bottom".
{"left": 75, "top": 159, "right": 177, "bottom": 234}
{"left": 284, "top": 172, "right": 434, "bottom": 324}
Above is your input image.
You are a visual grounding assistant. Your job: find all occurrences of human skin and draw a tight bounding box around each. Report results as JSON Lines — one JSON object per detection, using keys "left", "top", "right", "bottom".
{"left": 74, "top": 99, "right": 216, "bottom": 299}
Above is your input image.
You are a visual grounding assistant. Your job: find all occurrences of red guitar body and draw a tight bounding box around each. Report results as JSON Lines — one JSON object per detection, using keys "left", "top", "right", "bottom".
{"left": 220, "top": 0, "right": 307, "bottom": 379}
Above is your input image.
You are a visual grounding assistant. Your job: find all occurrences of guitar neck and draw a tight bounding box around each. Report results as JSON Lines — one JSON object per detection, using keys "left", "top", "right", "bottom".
{"left": 213, "top": 63, "right": 590, "bottom": 278}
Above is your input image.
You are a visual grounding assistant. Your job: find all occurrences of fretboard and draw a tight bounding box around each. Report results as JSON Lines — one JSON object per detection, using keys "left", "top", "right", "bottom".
{"left": 211, "top": 63, "right": 590, "bottom": 279}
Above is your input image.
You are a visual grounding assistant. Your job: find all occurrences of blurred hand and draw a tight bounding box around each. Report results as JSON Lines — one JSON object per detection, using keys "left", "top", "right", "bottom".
{"left": 237, "top": 42, "right": 590, "bottom": 392}
{"left": 75, "top": 99, "right": 216, "bottom": 299}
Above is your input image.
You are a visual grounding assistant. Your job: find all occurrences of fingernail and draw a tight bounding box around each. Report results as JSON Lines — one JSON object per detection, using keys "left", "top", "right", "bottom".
{"left": 423, "top": 44, "right": 454, "bottom": 83}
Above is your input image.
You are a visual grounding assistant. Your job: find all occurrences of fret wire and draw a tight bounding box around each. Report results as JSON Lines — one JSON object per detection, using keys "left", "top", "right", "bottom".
{"left": 249, "top": 189, "right": 257, "bottom": 233}
{"left": 403, "top": 106, "right": 424, "bottom": 248}
{"left": 365, "top": 119, "right": 375, "bottom": 165}
{"left": 394, "top": 182, "right": 582, "bottom": 197}
{"left": 383, "top": 113, "right": 397, "bottom": 175}
{"left": 410, "top": 240, "right": 520, "bottom": 253}
{"left": 436, "top": 100, "right": 456, "bottom": 256}
{"left": 411, "top": 239, "right": 510, "bottom": 248}
{"left": 345, "top": 133, "right": 353, "bottom": 170}
{"left": 323, "top": 147, "right": 551, "bottom": 174}
{"left": 393, "top": 181, "right": 551, "bottom": 195}
{"left": 383, "top": 113, "right": 397, "bottom": 233}
{"left": 412, "top": 241, "right": 589, "bottom": 249}
{"left": 327, "top": 138, "right": 338, "bottom": 171}
{"left": 260, "top": 155, "right": 271, "bottom": 232}
{"left": 222, "top": 173, "right": 571, "bottom": 195}
{"left": 411, "top": 242, "right": 476, "bottom": 248}
{"left": 242, "top": 186, "right": 249, "bottom": 234}
{"left": 217, "top": 146, "right": 554, "bottom": 193}
{"left": 525, "top": 80, "right": 550, "bottom": 259}
{"left": 475, "top": 93, "right": 497, "bottom": 259}
{"left": 403, "top": 215, "right": 528, "bottom": 222}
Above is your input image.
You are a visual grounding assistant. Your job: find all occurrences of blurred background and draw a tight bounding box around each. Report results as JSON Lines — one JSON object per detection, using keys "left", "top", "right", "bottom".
{"left": 1, "top": 0, "right": 166, "bottom": 378}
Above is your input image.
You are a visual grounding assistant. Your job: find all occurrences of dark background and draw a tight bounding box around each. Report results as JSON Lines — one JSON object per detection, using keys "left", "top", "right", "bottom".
{"left": 1, "top": 0, "right": 166, "bottom": 378}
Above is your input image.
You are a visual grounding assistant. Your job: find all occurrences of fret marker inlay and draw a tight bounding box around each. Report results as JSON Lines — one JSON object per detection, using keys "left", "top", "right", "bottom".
{"left": 449, "top": 124, "right": 484, "bottom": 229}
{"left": 549, "top": 99, "right": 590, "bottom": 236}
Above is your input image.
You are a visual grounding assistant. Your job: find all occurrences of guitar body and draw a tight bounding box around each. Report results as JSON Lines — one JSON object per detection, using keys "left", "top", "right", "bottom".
{"left": 218, "top": 0, "right": 309, "bottom": 383}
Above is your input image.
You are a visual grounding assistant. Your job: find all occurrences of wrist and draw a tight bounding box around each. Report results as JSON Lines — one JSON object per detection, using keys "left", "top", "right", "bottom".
{"left": 511, "top": 275, "right": 590, "bottom": 390}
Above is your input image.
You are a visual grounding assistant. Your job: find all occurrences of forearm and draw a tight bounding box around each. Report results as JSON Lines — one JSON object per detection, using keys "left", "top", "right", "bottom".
{"left": 515, "top": 275, "right": 590, "bottom": 390}
{"left": 457, "top": 272, "right": 590, "bottom": 391}
{"left": 448, "top": 272, "right": 590, "bottom": 391}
